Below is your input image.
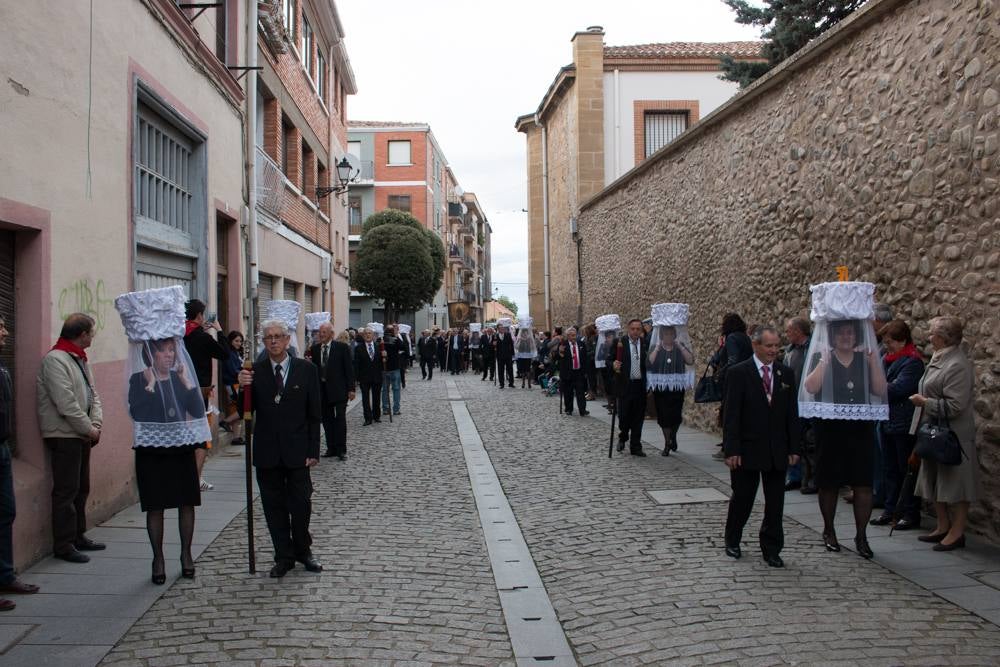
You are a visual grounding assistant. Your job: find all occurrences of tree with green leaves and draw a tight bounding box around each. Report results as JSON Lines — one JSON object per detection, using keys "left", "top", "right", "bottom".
{"left": 721, "top": 0, "right": 865, "bottom": 87}
{"left": 350, "top": 208, "right": 444, "bottom": 321}
{"left": 495, "top": 295, "right": 518, "bottom": 316}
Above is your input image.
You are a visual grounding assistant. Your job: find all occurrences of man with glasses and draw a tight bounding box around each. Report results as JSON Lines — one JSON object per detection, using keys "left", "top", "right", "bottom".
{"left": 239, "top": 319, "right": 323, "bottom": 578}
{"left": 353, "top": 328, "right": 383, "bottom": 425}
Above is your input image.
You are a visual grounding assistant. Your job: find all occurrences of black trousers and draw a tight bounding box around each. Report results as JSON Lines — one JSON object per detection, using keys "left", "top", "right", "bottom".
{"left": 618, "top": 380, "right": 647, "bottom": 453}
{"left": 321, "top": 400, "right": 347, "bottom": 456}
{"left": 420, "top": 357, "right": 434, "bottom": 380}
{"left": 256, "top": 465, "right": 313, "bottom": 565}
{"left": 498, "top": 359, "right": 514, "bottom": 387}
{"left": 439, "top": 353, "right": 447, "bottom": 371}
{"left": 563, "top": 369, "right": 587, "bottom": 413}
{"left": 482, "top": 356, "right": 495, "bottom": 380}
{"left": 47, "top": 438, "right": 91, "bottom": 554}
{"left": 400, "top": 363, "right": 406, "bottom": 387}
{"left": 725, "top": 467, "right": 785, "bottom": 557}
{"left": 359, "top": 382, "right": 382, "bottom": 422}
{"left": 449, "top": 349, "right": 462, "bottom": 374}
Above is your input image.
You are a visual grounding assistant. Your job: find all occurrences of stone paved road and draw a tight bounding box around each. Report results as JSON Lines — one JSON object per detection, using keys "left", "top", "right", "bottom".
{"left": 100, "top": 373, "right": 1000, "bottom": 666}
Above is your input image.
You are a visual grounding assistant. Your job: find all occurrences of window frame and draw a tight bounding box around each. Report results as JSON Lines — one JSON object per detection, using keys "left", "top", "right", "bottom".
{"left": 387, "top": 140, "right": 411, "bottom": 166}
{"left": 387, "top": 194, "right": 411, "bottom": 213}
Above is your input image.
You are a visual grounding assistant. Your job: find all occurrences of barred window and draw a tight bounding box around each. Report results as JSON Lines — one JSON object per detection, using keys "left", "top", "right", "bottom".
{"left": 135, "top": 105, "right": 194, "bottom": 234}
{"left": 644, "top": 112, "right": 688, "bottom": 158}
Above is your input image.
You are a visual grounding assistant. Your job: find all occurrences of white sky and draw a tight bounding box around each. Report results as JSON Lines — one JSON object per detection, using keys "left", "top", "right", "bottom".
{"left": 337, "top": 0, "right": 761, "bottom": 316}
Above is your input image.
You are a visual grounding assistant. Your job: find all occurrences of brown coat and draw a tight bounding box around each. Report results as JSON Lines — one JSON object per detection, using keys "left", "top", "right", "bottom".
{"left": 914, "top": 346, "right": 979, "bottom": 503}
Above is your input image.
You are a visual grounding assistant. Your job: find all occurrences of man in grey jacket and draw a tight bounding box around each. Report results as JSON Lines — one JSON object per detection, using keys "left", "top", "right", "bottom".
{"left": 36, "top": 313, "right": 105, "bottom": 563}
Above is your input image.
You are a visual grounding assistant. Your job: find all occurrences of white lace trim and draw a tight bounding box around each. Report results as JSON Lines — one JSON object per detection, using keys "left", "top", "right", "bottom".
{"left": 799, "top": 402, "right": 889, "bottom": 421}
{"left": 133, "top": 419, "right": 212, "bottom": 448}
{"left": 515, "top": 352, "right": 535, "bottom": 360}
{"left": 647, "top": 371, "right": 695, "bottom": 392}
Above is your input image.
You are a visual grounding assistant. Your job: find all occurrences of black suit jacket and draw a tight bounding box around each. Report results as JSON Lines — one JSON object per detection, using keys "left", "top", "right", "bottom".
{"left": 446, "top": 335, "right": 465, "bottom": 358}
{"left": 247, "top": 357, "right": 321, "bottom": 468}
{"left": 353, "top": 341, "right": 383, "bottom": 386}
{"left": 557, "top": 339, "right": 589, "bottom": 377}
{"left": 309, "top": 341, "right": 354, "bottom": 404}
{"left": 614, "top": 336, "right": 648, "bottom": 391}
{"left": 495, "top": 332, "right": 515, "bottom": 362}
{"left": 480, "top": 334, "right": 495, "bottom": 360}
{"left": 723, "top": 357, "right": 800, "bottom": 471}
{"left": 417, "top": 336, "right": 437, "bottom": 361}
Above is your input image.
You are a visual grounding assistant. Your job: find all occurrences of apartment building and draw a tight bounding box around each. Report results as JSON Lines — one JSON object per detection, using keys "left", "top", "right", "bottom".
{"left": 346, "top": 122, "right": 492, "bottom": 332}
{"left": 515, "top": 27, "right": 763, "bottom": 327}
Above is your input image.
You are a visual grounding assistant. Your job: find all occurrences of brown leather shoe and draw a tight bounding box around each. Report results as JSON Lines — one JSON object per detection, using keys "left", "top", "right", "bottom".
{"left": 0, "top": 579, "right": 39, "bottom": 594}
{"left": 0, "top": 599, "right": 14, "bottom": 611}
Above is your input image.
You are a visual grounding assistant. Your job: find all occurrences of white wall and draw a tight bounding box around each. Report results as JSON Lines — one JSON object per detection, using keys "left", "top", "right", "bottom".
{"left": 602, "top": 70, "right": 741, "bottom": 184}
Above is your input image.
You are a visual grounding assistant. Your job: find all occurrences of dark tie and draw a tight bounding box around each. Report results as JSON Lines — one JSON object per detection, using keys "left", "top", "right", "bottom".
{"left": 321, "top": 344, "right": 329, "bottom": 369}
{"left": 275, "top": 364, "right": 284, "bottom": 392}
{"left": 762, "top": 365, "right": 772, "bottom": 401}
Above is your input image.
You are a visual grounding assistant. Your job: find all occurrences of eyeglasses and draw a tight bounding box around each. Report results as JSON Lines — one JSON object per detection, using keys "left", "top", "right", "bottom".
{"left": 263, "top": 335, "right": 287, "bottom": 342}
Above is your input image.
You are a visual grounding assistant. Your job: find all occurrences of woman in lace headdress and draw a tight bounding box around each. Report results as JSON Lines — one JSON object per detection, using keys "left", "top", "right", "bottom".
{"left": 116, "top": 286, "right": 211, "bottom": 585}
{"left": 646, "top": 304, "right": 695, "bottom": 456}
{"left": 594, "top": 315, "right": 620, "bottom": 413}
{"left": 515, "top": 317, "right": 538, "bottom": 388}
{"left": 800, "top": 282, "right": 888, "bottom": 560}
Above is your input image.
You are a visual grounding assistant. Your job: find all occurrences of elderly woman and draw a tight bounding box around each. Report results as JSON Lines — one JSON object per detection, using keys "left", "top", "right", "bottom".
{"left": 910, "top": 316, "right": 979, "bottom": 551}
{"left": 869, "top": 320, "right": 924, "bottom": 530}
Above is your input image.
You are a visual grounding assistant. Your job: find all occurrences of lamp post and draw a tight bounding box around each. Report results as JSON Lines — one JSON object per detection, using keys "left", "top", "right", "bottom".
{"left": 316, "top": 156, "right": 359, "bottom": 201}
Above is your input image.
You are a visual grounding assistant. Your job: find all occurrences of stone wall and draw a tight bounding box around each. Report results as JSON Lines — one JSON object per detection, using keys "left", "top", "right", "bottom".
{"left": 546, "top": 86, "right": 581, "bottom": 326}
{"left": 576, "top": 0, "right": 1000, "bottom": 537}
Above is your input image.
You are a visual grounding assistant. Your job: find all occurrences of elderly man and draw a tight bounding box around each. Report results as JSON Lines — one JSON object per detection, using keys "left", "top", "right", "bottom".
{"left": 723, "top": 326, "right": 800, "bottom": 568}
{"left": 353, "top": 327, "right": 383, "bottom": 425}
{"left": 239, "top": 319, "right": 322, "bottom": 578}
{"left": 36, "top": 313, "right": 105, "bottom": 563}
{"left": 613, "top": 319, "right": 649, "bottom": 456}
{"left": 0, "top": 318, "right": 39, "bottom": 607}
{"left": 495, "top": 324, "right": 515, "bottom": 388}
{"left": 558, "top": 327, "right": 590, "bottom": 416}
{"left": 417, "top": 329, "right": 436, "bottom": 380}
{"left": 309, "top": 322, "right": 354, "bottom": 460}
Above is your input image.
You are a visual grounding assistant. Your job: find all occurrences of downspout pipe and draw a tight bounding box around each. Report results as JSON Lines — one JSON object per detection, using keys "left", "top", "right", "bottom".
{"left": 245, "top": 1, "right": 259, "bottom": 343}
{"left": 535, "top": 114, "right": 551, "bottom": 331}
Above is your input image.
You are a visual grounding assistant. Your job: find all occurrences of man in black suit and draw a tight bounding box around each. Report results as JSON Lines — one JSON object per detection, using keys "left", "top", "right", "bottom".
{"left": 447, "top": 329, "right": 465, "bottom": 375}
{"left": 436, "top": 330, "right": 448, "bottom": 372}
{"left": 723, "top": 326, "right": 800, "bottom": 568}
{"left": 557, "top": 327, "right": 590, "bottom": 416}
{"left": 353, "top": 327, "right": 383, "bottom": 425}
{"left": 309, "top": 322, "right": 354, "bottom": 460}
{"left": 613, "top": 319, "right": 649, "bottom": 456}
{"left": 494, "top": 324, "right": 515, "bottom": 388}
{"left": 417, "top": 329, "right": 436, "bottom": 380}
{"left": 480, "top": 328, "right": 495, "bottom": 381}
{"left": 239, "top": 320, "right": 323, "bottom": 578}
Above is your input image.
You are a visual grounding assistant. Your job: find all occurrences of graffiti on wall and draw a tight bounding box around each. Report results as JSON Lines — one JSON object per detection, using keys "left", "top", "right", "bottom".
{"left": 58, "top": 278, "right": 114, "bottom": 331}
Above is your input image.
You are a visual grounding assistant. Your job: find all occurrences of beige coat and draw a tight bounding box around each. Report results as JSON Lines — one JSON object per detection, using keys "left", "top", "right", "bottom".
{"left": 914, "top": 346, "right": 979, "bottom": 504}
{"left": 36, "top": 350, "right": 103, "bottom": 440}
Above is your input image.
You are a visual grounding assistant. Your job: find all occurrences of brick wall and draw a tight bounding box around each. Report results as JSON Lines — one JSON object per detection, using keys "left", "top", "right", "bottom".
{"left": 372, "top": 131, "right": 428, "bottom": 183}
{"left": 576, "top": 0, "right": 1000, "bottom": 537}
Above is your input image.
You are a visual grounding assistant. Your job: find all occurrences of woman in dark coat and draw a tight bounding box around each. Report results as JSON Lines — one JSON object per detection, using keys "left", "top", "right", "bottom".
{"left": 708, "top": 313, "right": 752, "bottom": 454}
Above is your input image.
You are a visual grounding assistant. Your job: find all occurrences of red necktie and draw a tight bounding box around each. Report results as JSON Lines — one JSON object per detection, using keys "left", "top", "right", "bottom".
{"left": 572, "top": 343, "right": 579, "bottom": 370}
{"left": 762, "top": 365, "right": 772, "bottom": 402}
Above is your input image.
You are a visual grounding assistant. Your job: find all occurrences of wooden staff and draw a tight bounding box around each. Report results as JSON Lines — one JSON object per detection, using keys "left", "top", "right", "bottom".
{"left": 241, "top": 358, "right": 256, "bottom": 573}
{"left": 608, "top": 341, "right": 623, "bottom": 458}
{"left": 380, "top": 339, "right": 391, "bottom": 423}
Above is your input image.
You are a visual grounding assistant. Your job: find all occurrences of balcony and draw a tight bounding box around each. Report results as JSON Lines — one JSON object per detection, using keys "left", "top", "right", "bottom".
{"left": 349, "top": 208, "right": 363, "bottom": 236}
{"left": 255, "top": 146, "right": 284, "bottom": 218}
{"left": 448, "top": 285, "right": 473, "bottom": 303}
{"left": 350, "top": 159, "right": 374, "bottom": 185}
{"left": 448, "top": 201, "right": 465, "bottom": 219}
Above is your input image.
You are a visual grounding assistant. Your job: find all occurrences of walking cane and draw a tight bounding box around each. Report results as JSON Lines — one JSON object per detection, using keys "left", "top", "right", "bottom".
{"left": 380, "top": 339, "right": 392, "bottom": 423}
{"left": 241, "top": 359, "right": 256, "bottom": 573}
{"left": 608, "top": 341, "right": 623, "bottom": 458}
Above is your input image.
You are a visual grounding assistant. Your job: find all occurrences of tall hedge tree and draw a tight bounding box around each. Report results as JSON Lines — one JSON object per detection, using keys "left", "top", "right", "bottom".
{"left": 721, "top": 0, "right": 865, "bottom": 87}
{"left": 350, "top": 208, "right": 444, "bottom": 321}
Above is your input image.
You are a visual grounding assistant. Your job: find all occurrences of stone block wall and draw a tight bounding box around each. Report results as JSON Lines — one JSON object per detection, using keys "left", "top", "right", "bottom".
{"left": 576, "top": 0, "right": 1000, "bottom": 537}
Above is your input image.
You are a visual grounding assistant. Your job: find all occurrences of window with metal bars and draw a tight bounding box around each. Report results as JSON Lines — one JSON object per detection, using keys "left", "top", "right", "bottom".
{"left": 644, "top": 111, "right": 688, "bottom": 158}
{"left": 135, "top": 104, "right": 194, "bottom": 234}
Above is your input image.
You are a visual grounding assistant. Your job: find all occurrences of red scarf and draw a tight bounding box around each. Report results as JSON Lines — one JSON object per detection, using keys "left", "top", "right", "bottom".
{"left": 185, "top": 320, "right": 201, "bottom": 337}
{"left": 885, "top": 343, "right": 921, "bottom": 364}
{"left": 51, "top": 337, "right": 88, "bottom": 362}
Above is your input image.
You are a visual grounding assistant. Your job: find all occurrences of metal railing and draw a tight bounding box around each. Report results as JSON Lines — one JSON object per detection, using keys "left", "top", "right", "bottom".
{"left": 352, "top": 160, "right": 374, "bottom": 182}
{"left": 255, "top": 146, "right": 284, "bottom": 218}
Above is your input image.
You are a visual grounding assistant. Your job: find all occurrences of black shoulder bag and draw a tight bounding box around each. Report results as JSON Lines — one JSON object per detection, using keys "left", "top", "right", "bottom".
{"left": 914, "top": 401, "right": 965, "bottom": 466}
{"left": 694, "top": 365, "right": 724, "bottom": 404}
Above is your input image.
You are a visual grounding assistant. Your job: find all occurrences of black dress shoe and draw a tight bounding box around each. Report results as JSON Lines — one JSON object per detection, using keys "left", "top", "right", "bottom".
{"left": 854, "top": 536, "right": 874, "bottom": 560}
{"left": 363, "top": 420, "right": 372, "bottom": 426}
{"left": 933, "top": 535, "right": 966, "bottom": 551}
{"left": 800, "top": 485, "right": 818, "bottom": 495}
{"left": 617, "top": 439, "right": 626, "bottom": 452}
{"left": 565, "top": 411, "right": 573, "bottom": 416}
{"left": 322, "top": 452, "right": 336, "bottom": 458}
{"left": 764, "top": 554, "right": 784, "bottom": 568}
{"left": 869, "top": 513, "right": 893, "bottom": 526}
{"left": 893, "top": 517, "right": 920, "bottom": 531}
{"left": 74, "top": 537, "right": 106, "bottom": 551}
{"left": 784, "top": 480, "right": 802, "bottom": 491}
{"left": 54, "top": 549, "right": 90, "bottom": 563}
{"left": 661, "top": 447, "right": 670, "bottom": 457}
{"left": 631, "top": 450, "right": 647, "bottom": 457}
{"left": 299, "top": 556, "right": 323, "bottom": 572}
{"left": 725, "top": 545, "right": 741, "bottom": 559}
{"left": 337, "top": 455, "right": 346, "bottom": 461}
{"left": 579, "top": 411, "right": 590, "bottom": 416}
{"left": 269, "top": 561, "right": 294, "bottom": 578}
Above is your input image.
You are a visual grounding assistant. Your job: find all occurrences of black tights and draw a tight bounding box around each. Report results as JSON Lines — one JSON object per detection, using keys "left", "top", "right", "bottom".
{"left": 818, "top": 486, "right": 872, "bottom": 539}
{"left": 147, "top": 506, "right": 195, "bottom": 574}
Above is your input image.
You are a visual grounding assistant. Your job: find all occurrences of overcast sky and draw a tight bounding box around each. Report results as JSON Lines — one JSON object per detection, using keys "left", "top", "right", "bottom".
{"left": 338, "top": 0, "right": 761, "bottom": 316}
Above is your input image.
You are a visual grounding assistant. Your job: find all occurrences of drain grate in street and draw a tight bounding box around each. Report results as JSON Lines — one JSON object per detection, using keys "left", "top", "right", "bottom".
{"left": 645, "top": 487, "right": 729, "bottom": 505}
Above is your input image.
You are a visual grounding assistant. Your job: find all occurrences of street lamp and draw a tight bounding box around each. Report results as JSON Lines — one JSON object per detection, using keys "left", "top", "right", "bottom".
{"left": 316, "top": 156, "right": 359, "bottom": 200}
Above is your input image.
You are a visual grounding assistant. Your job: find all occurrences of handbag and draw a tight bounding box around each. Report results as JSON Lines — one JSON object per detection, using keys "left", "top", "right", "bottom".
{"left": 694, "top": 365, "right": 724, "bottom": 404}
{"left": 914, "top": 402, "right": 965, "bottom": 466}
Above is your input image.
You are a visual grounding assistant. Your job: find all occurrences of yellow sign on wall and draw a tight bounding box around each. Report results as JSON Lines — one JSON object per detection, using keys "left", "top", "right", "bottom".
{"left": 836, "top": 266, "right": 849, "bottom": 282}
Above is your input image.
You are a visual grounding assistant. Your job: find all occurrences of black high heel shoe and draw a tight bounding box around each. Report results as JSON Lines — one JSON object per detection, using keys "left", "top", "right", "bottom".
{"left": 854, "top": 536, "right": 874, "bottom": 560}
{"left": 822, "top": 530, "right": 841, "bottom": 552}
{"left": 152, "top": 559, "right": 166, "bottom": 585}
{"left": 181, "top": 555, "right": 195, "bottom": 579}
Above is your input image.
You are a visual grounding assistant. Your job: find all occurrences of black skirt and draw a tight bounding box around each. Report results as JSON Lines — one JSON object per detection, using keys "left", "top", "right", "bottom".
{"left": 653, "top": 390, "right": 685, "bottom": 428}
{"left": 134, "top": 445, "right": 201, "bottom": 512}
{"left": 814, "top": 420, "right": 875, "bottom": 489}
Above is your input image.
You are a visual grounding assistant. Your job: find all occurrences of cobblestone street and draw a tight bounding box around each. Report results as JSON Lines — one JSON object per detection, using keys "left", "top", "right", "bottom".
{"left": 85, "top": 375, "right": 1000, "bottom": 665}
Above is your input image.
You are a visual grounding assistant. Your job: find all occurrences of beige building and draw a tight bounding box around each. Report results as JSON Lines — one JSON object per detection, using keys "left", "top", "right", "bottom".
{"left": 515, "top": 28, "right": 763, "bottom": 328}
